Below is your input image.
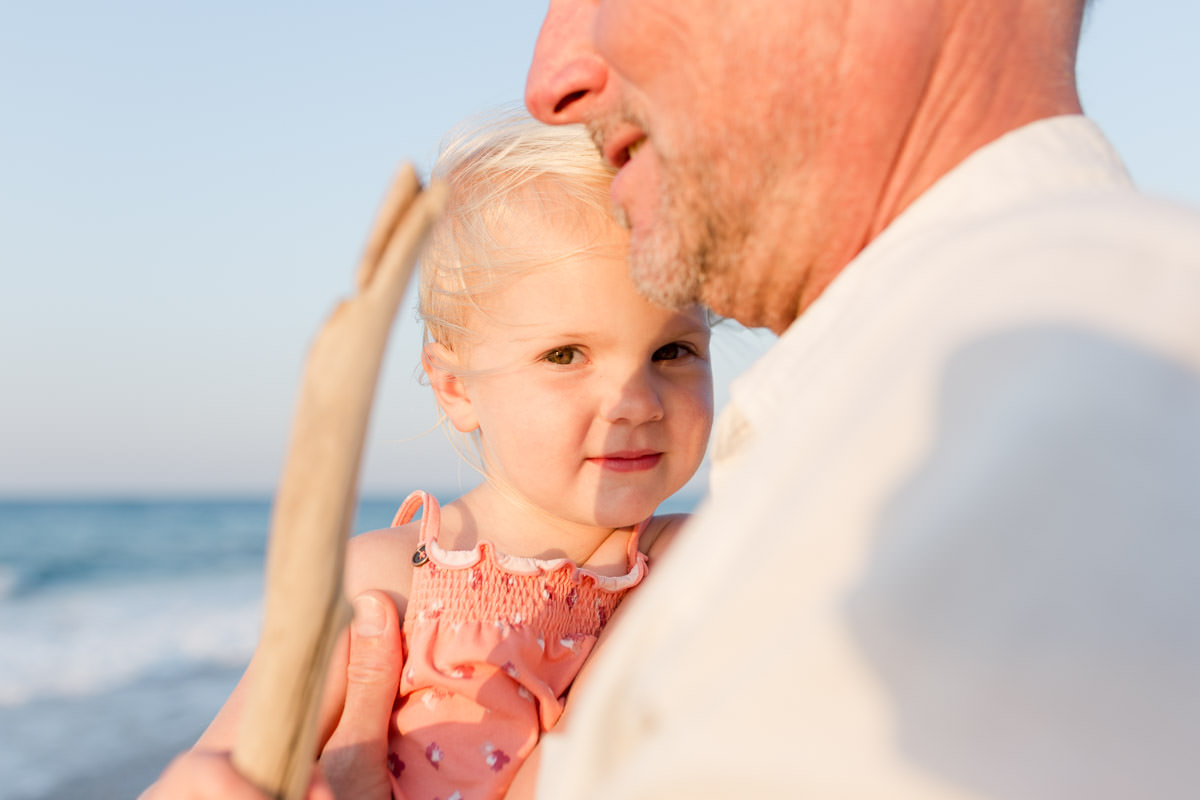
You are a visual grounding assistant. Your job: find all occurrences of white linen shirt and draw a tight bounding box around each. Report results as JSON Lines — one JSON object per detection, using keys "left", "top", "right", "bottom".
{"left": 537, "top": 116, "right": 1200, "bottom": 799}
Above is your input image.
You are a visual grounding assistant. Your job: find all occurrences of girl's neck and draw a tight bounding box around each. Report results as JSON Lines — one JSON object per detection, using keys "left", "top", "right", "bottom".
{"left": 439, "top": 483, "right": 634, "bottom": 575}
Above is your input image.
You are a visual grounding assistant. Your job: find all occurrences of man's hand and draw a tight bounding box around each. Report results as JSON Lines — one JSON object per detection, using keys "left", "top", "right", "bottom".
{"left": 318, "top": 590, "right": 406, "bottom": 800}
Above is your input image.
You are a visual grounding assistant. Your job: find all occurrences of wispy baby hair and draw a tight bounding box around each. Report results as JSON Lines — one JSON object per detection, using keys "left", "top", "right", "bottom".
{"left": 419, "top": 105, "right": 617, "bottom": 352}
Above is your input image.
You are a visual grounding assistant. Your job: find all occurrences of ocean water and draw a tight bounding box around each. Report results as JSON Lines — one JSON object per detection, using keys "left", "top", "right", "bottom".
{"left": 0, "top": 492, "right": 699, "bottom": 799}
{"left": 0, "top": 497, "right": 403, "bottom": 800}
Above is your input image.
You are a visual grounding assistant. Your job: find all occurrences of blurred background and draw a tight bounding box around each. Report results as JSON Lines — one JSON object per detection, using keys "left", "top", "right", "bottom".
{"left": 1, "top": 2, "right": 1197, "bottom": 797}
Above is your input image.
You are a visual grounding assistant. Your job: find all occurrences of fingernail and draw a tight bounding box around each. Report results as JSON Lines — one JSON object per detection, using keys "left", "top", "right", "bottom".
{"left": 353, "top": 594, "right": 386, "bottom": 637}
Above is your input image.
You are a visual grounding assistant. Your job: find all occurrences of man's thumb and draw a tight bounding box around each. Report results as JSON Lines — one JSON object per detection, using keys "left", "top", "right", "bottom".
{"left": 335, "top": 590, "right": 403, "bottom": 744}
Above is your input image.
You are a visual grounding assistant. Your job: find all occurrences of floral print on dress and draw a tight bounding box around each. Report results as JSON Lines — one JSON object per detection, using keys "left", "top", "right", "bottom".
{"left": 484, "top": 747, "right": 510, "bottom": 772}
{"left": 426, "top": 742, "right": 444, "bottom": 769}
{"left": 388, "top": 490, "right": 648, "bottom": 800}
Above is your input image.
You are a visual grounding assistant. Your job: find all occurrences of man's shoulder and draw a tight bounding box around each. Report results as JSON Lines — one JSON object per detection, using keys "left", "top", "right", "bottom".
{"left": 988, "top": 185, "right": 1200, "bottom": 254}
{"left": 869, "top": 182, "right": 1200, "bottom": 343}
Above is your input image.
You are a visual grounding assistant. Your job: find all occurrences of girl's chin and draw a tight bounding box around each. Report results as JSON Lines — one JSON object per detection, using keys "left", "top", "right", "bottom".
{"left": 589, "top": 497, "right": 666, "bottom": 529}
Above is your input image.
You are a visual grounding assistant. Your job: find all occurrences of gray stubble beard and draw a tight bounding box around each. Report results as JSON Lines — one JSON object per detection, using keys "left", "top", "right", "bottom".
{"left": 632, "top": 156, "right": 752, "bottom": 317}
{"left": 623, "top": 210, "right": 706, "bottom": 310}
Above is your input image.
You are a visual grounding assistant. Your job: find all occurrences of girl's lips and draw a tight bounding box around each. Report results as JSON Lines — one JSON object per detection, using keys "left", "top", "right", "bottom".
{"left": 588, "top": 452, "right": 663, "bottom": 472}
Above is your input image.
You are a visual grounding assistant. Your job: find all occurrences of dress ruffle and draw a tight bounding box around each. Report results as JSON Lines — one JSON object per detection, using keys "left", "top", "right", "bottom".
{"left": 386, "top": 490, "right": 647, "bottom": 800}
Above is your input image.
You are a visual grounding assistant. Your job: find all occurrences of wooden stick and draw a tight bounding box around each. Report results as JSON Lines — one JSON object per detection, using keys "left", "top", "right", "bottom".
{"left": 232, "top": 164, "right": 446, "bottom": 799}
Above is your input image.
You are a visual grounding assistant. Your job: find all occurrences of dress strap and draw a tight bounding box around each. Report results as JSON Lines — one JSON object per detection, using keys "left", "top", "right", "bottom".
{"left": 390, "top": 490, "right": 442, "bottom": 546}
{"left": 626, "top": 517, "right": 652, "bottom": 567}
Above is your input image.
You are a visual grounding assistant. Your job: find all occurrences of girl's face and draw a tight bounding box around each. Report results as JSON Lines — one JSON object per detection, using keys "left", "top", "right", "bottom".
{"left": 446, "top": 222, "right": 713, "bottom": 530}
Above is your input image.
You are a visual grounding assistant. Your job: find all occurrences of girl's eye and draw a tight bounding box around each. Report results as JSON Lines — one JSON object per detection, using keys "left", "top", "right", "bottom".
{"left": 544, "top": 346, "right": 582, "bottom": 365}
{"left": 652, "top": 342, "right": 694, "bottom": 362}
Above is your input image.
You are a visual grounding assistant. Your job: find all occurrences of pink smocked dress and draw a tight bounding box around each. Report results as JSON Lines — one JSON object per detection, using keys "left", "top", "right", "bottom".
{"left": 386, "top": 491, "right": 648, "bottom": 800}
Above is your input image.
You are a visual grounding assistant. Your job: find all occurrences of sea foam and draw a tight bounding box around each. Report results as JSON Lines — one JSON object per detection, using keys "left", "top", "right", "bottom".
{"left": 0, "top": 568, "right": 262, "bottom": 706}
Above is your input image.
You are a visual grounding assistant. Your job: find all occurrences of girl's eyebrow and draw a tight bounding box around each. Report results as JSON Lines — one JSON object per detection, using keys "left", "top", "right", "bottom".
{"left": 507, "top": 328, "right": 596, "bottom": 343}
{"left": 507, "top": 316, "right": 710, "bottom": 344}
{"left": 663, "top": 320, "right": 713, "bottom": 340}
{"left": 674, "top": 320, "right": 711, "bottom": 334}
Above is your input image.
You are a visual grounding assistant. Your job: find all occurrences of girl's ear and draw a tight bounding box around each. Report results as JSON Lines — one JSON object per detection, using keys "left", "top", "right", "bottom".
{"left": 423, "top": 342, "right": 479, "bottom": 433}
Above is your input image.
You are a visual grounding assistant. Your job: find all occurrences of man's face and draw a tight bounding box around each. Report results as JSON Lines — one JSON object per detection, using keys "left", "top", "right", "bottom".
{"left": 526, "top": 0, "right": 934, "bottom": 331}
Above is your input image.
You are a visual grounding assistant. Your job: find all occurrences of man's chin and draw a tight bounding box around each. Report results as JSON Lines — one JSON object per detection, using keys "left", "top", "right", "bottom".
{"left": 628, "top": 245, "right": 703, "bottom": 310}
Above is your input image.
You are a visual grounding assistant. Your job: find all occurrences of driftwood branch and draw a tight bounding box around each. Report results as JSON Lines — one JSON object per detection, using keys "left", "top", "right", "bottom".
{"left": 232, "top": 165, "right": 446, "bottom": 799}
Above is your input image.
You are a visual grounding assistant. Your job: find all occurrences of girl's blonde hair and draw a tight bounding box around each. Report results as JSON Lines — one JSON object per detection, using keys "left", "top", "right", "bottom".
{"left": 419, "top": 106, "right": 618, "bottom": 353}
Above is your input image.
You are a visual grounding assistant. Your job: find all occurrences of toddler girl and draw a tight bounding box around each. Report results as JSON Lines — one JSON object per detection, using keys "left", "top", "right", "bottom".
{"left": 190, "top": 109, "right": 713, "bottom": 799}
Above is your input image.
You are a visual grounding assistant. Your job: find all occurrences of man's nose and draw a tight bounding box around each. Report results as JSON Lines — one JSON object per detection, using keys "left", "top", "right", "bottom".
{"left": 525, "top": 0, "right": 607, "bottom": 125}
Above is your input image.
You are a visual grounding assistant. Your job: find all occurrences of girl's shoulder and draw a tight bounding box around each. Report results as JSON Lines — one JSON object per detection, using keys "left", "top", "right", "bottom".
{"left": 345, "top": 520, "right": 424, "bottom": 615}
{"left": 638, "top": 513, "right": 690, "bottom": 561}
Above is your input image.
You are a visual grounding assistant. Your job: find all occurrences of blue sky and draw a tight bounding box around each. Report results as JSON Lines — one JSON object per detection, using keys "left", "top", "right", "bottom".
{"left": 1, "top": 2, "right": 1197, "bottom": 497}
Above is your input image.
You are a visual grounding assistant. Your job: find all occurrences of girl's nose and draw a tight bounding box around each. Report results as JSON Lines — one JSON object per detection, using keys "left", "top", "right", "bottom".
{"left": 600, "top": 369, "right": 665, "bottom": 425}
{"left": 525, "top": 0, "right": 608, "bottom": 125}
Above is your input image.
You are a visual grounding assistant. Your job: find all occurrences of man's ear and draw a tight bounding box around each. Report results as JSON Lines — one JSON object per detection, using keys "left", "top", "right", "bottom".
{"left": 423, "top": 342, "right": 479, "bottom": 433}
